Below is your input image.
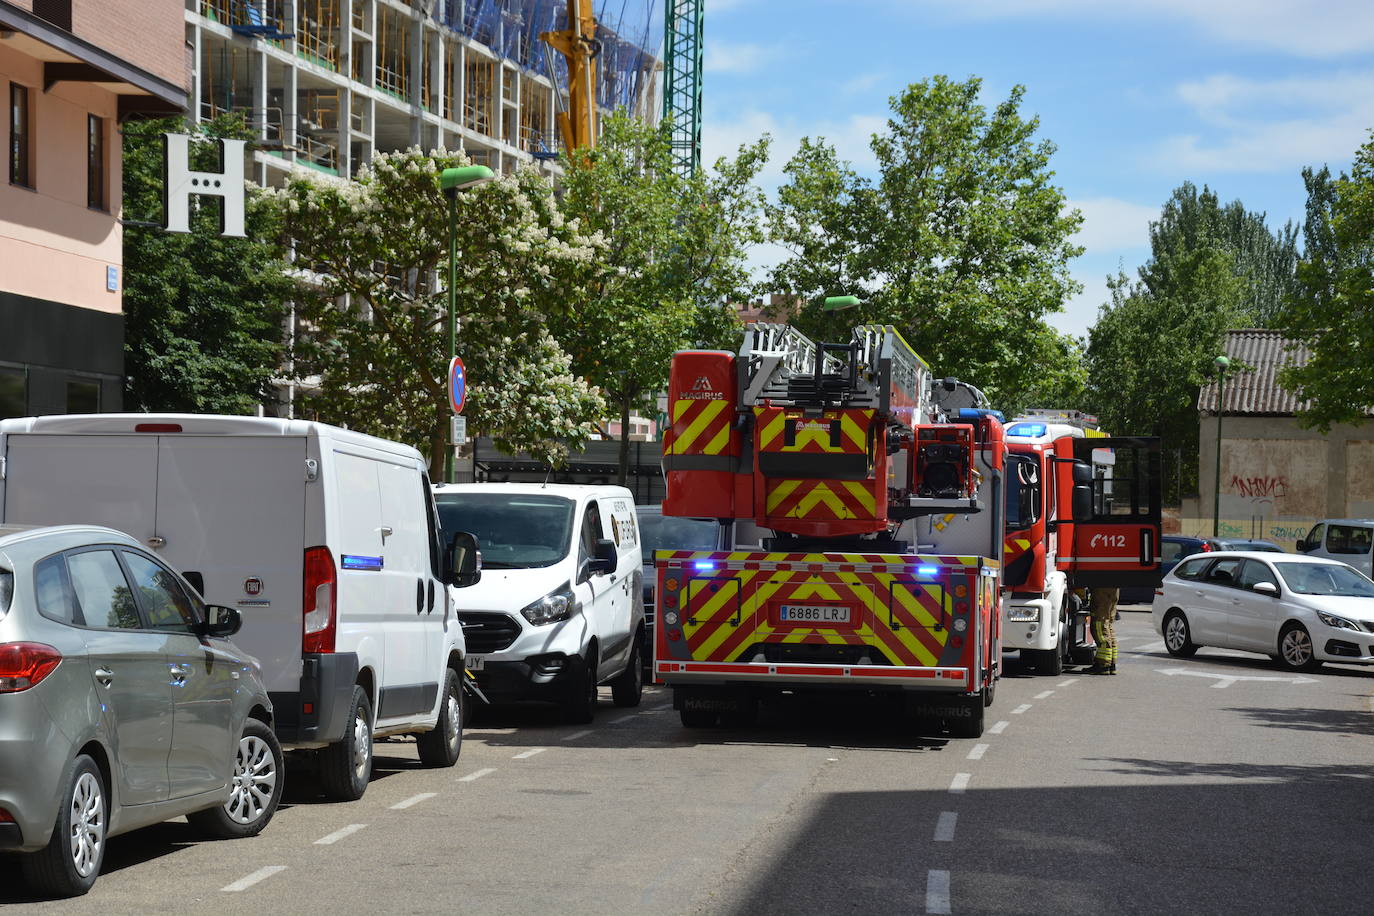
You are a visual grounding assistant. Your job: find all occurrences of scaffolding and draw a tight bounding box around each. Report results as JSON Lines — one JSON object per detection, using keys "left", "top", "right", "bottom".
{"left": 464, "top": 55, "right": 496, "bottom": 135}
{"left": 375, "top": 5, "right": 409, "bottom": 100}
{"left": 296, "top": 0, "right": 340, "bottom": 71}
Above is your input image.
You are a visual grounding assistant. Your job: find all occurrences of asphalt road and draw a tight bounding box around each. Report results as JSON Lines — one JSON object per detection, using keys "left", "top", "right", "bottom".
{"left": 4, "top": 609, "right": 1372, "bottom": 914}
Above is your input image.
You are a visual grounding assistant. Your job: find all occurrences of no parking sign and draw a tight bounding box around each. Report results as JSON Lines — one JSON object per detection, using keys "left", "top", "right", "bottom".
{"left": 448, "top": 356, "right": 467, "bottom": 414}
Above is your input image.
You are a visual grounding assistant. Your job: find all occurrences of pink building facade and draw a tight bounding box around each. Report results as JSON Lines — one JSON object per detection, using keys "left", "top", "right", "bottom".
{"left": 0, "top": 0, "right": 186, "bottom": 417}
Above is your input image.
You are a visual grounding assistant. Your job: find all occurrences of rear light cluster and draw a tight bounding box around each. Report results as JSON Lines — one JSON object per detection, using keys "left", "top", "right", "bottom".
{"left": 303, "top": 546, "right": 337, "bottom": 654}
{"left": 1200, "top": 543, "right": 1213, "bottom": 552}
{"left": 0, "top": 642, "right": 62, "bottom": 693}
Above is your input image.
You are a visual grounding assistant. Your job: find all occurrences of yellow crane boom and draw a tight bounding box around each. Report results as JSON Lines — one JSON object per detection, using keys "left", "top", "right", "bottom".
{"left": 541, "top": 0, "right": 600, "bottom": 154}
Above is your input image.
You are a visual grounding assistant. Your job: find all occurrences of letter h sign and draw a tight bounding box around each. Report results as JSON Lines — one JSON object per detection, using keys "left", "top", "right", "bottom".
{"left": 162, "top": 133, "right": 247, "bottom": 238}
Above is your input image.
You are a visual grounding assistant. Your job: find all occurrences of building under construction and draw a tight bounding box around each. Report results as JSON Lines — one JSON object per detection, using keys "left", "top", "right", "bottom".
{"left": 187, "top": 0, "right": 663, "bottom": 182}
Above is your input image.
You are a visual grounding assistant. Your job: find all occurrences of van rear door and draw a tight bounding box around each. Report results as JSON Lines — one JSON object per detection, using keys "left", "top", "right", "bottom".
{"left": 3, "top": 434, "right": 159, "bottom": 540}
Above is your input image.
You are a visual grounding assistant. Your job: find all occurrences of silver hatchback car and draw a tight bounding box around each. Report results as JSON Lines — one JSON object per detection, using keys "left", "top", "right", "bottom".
{"left": 0, "top": 525, "right": 284, "bottom": 897}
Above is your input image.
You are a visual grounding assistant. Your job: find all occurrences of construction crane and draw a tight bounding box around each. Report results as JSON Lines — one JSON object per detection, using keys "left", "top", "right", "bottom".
{"left": 663, "top": 0, "right": 703, "bottom": 177}
{"left": 541, "top": 0, "right": 600, "bottom": 154}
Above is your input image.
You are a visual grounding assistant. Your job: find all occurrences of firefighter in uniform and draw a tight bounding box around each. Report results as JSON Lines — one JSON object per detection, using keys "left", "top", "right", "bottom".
{"left": 1085, "top": 587, "right": 1118, "bottom": 674}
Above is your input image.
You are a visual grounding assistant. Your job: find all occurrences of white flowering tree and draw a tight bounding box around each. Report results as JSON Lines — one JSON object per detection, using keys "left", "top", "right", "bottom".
{"left": 267, "top": 149, "right": 606, "bottom": 470}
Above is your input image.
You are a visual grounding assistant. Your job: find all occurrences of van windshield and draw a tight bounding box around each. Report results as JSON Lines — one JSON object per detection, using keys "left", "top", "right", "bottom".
{"left": 1273, "top": 562, "right": 1374, "bottom": 597}
{"left": 435, "top": 493, "right": 575, "bottom": 569}
{"left": 637, "top": 513, "right": 717, "bottom": 564}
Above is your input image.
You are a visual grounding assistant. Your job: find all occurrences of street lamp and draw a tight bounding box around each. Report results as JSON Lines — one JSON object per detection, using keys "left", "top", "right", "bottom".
{"left": 439, "top": 164, "right": 495, "bottom": 483}
{"left": 1212, "top": 354, "right": 1231, "bottom": 537}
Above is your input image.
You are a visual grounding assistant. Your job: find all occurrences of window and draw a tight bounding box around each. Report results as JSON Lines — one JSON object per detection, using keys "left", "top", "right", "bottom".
{"left": 1326, "top": 524, "right": 1373, "bottom": 556}
{"left": 1173, "top": 557, "right": 1209, "bottom": 581}
{"left": 9, "top": 83, "right": 32, "bottom": 188}
{"left": 1274, "top": 562, "right": 1374, "bottom": 598}
{"left": 123, "top": 552, "right": 199, "bottom": 633}
{"left": 1236, "top": 559, "right": 1278, "bottom": 592}
{"left": 0, "top": 367, "right": 24, "bottom": 420}
{"left": 1204, "top": 557, "right": 1244, "bottom": 587}
{"left": 1004, "top": 455, "right": 1042, "bottom": 530}
{"left": 1304, "top": 523, "right": 1325, "bottom": 550}
{"left": 34, "top": 554, "right": 83, "bottom": 625}
{"left": 86, "top": 114, "right": 105, "bottom": 210}
{"left": 0, "top": 568, "right": 12, "bottom": 619}
{"left": 67, "top": 550, "right": 137, "bottom": 629}
{"left": 578, "top": 501, "right": 603, "bottom": 564}
{"left": 1161, "top": 540, "right": 1188, "bottom": 563}
{"left": 66, "top": 378, "right": 99, "bottom": 414}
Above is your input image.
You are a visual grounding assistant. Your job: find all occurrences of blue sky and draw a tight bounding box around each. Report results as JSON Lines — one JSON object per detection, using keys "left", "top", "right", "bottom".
{"left": 698, "top": 0, "right": 1374, "bottom": 338}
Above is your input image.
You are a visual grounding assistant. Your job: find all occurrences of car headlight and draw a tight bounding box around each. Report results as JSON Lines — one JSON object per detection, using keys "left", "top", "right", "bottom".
{"left": 520, "top": 584, "right": 579, "bottom": 626}
{"left": 1005, "top": 605, "right": 1038, "bottom": 622}
{"left": 1317, "top": 611, "right": 1358, "bottom": 630}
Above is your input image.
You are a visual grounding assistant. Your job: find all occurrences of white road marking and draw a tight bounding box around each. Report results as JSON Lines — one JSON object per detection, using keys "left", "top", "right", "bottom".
{"left": 926, "top": 869, "right": 952, "bottom": 914}
{"left": 934, "top": 811, "right": 958, "bottom": 842}
{"left": 1057, "top": 678, "right": 1076, "bottom": 687}
{"left": 1034, "top": 690, "right": 1054, "bottom": 699}
{"left": 1134, "top": 641, "right": 1166, "bottom": 654}
{"left": 221, "top": 866, "right": 286, "bottom": 892}
{"left": 1011, "top": 704, "right": 1032, "bottom": 714}
{"left": 390, "top": 792, "right": 437, "bottom": 810}
{"left": 314, "top": 824, "right": 366, "bottom": 846}
{"left": 949, "top": 772, "right": 971, "bottom": 794}
{"left": 513, "top": 747, "right": 546, "bottom": 759}
{"left": 458, "top": 767, "right": 495, "bottom": 782}
{"left": 605, "top": 715, "right": 637, "bottom": 726}
{"left": 988, "top": 720, "right": 1009, "bottom": 734}
{"left": 562, "top": 729, "right": 594, "bottom": 741}
{"left": 967, "top": 743, "right": 989, "bottom": 760}
{"left": 1154, "top": 667, "right": 1318, "bottom": 689}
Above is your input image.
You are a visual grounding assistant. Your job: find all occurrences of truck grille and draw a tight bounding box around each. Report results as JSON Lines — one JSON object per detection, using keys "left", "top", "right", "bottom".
{"left": 458, "top": 612, "right": 520, "bottom": 653}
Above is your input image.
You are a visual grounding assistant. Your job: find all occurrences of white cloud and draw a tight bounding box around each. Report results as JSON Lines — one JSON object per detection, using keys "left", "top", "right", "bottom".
{"left": 704, "top": 41, "right": 784, "bottom": 75}
{"left": 900, "top": 0, "right": 1374, "bottom": 57}
{"left": 1068, "top": 197, "right": 1157, "bottom": 253}
{"left": 1052, "top": 270, "right": 1115, "bottom": 339}
{"left": 841, "top": 72, "right": 886, "bottom": 96}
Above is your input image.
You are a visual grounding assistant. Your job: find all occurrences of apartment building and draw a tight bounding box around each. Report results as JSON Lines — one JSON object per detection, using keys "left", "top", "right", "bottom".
{"left": 0, "top": 0, "right": 187, "bottom": 417}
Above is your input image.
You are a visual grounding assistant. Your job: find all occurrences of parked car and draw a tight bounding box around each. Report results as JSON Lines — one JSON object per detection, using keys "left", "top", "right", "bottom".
{"left": 1296, "top": 519, "right": 1374, "bottom": 578}
{"left": 635, "top": 506, "right": 718, "bottom": 675}
{"left": 0, "top": 415, "right": 482, "bottom": 803}
{"left": 1214, "top": 538, "right": 1285, "bottom": 553}
{"left": 0, "top": 525, "right": 283, "bottom": 898}
{"left": 1151, "top": 550, "right": 1374, "bottom": 671}
{"left": 1119, "top": 535, "right": 1222, "bottom": 603}
{"left": 434, "top": 483, "right": 644, "bottom": 722}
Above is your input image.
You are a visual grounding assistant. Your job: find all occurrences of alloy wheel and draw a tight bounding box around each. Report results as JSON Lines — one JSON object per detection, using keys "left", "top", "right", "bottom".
{"left": 1282, "top": 627, "right": 1313, "bottom": 667}
{"left": 69, "top": 771, "right": 104, "bottom": 878}
{"left": 226, "top": 734, "right": 279, "bottom": 825}
{"left": 445, "top": 682, "right": 462, "bottom": 753}
{"left": 352, "top": 708, "right": 372, "bottom": 779}
{"left": 1165, "top": 616, "right": 1187, "bottom": 651}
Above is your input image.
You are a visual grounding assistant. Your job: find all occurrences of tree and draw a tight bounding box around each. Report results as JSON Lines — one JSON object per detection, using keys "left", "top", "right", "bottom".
{"left": 1279, "top": 136, "right": 1374, "bottom": 429}
{"left": 551, "top": 112, "right": 769, "bottom": 484}
{"left": 766, "top": 75, "right": 1085, "bottom": 410}
{"left": 266, "top": 149, "right": 605, "bottom": 471}
{"left": 121, "top": 116, "right": 294, "bottom": 413}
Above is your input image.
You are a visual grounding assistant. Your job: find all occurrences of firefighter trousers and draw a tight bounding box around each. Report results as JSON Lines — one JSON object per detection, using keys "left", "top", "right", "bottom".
{"left": 1090, "top": 587, "right": 1119, "bottom": 670}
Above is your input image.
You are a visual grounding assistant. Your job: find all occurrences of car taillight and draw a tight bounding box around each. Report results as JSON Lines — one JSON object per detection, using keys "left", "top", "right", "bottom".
{"left": 0, "top": 807, "right": 14, "bottom": 822}
{"left": 303, "top": 546, "right": 337, "bottom": 654}
{"left": 0, "top": 643, "right": 62, "bottom": 693}
{"left": 1200, "top": 542, "right": 1213, "bottom": 551}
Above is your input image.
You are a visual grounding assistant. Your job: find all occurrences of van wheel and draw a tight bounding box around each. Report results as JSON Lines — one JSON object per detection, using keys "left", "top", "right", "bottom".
{"left": 318, "top": 686, "right": 373, "bottom": 801}
{"left": 563, "top": 650, "right": 598, "bottom": 724}
{"left": 21, "top": 754, "right": 105, "bottom": 897}
{"left": 610, "top": 636, "right": 644, "bottom": 708}
{"left": 189, "top": 719, "right": 283, "bottom": 838}
{"left": 680, "top": 707, "right": 718, "bottom": 728}
{"left": 417, "top": 668, "right": 464, "bottom": 768}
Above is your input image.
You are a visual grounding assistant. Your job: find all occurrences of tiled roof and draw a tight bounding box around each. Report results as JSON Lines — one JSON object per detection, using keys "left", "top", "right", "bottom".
{"left": 1196, "top": 329, "right": 1310, "bottom": 415}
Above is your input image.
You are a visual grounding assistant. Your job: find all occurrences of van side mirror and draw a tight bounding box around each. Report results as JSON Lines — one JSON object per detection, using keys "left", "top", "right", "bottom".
{"left": 1295, "top": 539, "right": 1308, "bottom": 552}
{"left": 1252, "top": 581, "right": 1279, "bottom": 597}
{"left": 588, "top": 538, "right": 617, "bottom": 576}
{"left": 201, "top": 605, "right": 242, "bottom": 638}
{"left": 445, "top": 531, "right": 482, "bottom": 588}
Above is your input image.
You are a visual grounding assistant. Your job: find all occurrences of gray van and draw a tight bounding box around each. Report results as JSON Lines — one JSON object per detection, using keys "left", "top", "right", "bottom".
{"left": 1296, "top": 520, "right": 1374, "bottom": 577}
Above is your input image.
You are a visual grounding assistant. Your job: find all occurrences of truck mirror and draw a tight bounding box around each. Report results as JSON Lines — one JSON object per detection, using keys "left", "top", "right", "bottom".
{"left": 1072, "top": 485, "right": 1094, "bottom": 523}
{"left": 445, "top": 531, "right": 482, "bottom": 588}
{"left": 589, "top": 538, "right": 617, "bottom": 576}
{"left": 1071, "top": 459, "right": 1094, "bottom": 485}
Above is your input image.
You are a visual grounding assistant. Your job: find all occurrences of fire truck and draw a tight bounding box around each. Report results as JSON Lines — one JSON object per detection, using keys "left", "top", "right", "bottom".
{"left": 654, "top": 324, "right": 1012, "bottom": 737}
{"left": 1001, "top": 410, "right": 1164, "bottom": 675}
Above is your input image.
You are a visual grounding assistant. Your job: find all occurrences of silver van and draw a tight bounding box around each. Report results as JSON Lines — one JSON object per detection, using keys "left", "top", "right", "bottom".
{"left": 1297, "top": 519, "right": 1374, "bottom": 577}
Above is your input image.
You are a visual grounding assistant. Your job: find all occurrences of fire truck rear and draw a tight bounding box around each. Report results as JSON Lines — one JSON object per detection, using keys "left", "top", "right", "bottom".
{"left": 654, "top": 324, "right": 1007, "bottom": 738}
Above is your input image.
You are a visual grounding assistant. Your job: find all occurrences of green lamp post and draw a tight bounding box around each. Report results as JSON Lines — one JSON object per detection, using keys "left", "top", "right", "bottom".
{"left": 823, "top": 295, "right": 861, "bottom": 311}
{"left": 1212, "top": 354, "right": 1231, "bottom": 537}
{"left": 438, "top": 165, "right": 495, "bottom": 483}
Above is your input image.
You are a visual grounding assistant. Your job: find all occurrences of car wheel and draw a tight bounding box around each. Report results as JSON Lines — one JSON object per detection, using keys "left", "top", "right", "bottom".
{"left": 21, "top": 754, "right": 106, "bottom": 898}
{"left": 1277, "top": 623, "right": 1322, "bottom": 672}
{"left": 319, "top": 686, "right": 373, "bottom": 801}
{"left": 562, "top": 649, "right": 598, "bottom": 724}
{"left": 417, "top": 668, "right": 464, "bottom": 767}
{"left": 610, "top": 635, "right": 644, "bottom": 708}
{"left": 189, "top": 718, "right": 283, "bottom": 838}
{"left": 1163, "top": 611, "right": 1198, "bottom": 658}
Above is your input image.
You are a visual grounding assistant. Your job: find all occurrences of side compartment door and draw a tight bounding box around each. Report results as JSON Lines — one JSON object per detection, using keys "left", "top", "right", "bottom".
{"left": 375, "top": 459, "right": 439, "bottom": 721}
{"left": 1060, "top": 437, "right": 1162, "bottom": 589}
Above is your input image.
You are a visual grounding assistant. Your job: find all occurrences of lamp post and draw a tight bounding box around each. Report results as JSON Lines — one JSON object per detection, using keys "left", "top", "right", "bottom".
{"left": 1212, "top": 354, "right": 1231, "bottom": 537}
{"left": 438, "top": 164, "right": 495, "bottom": 483}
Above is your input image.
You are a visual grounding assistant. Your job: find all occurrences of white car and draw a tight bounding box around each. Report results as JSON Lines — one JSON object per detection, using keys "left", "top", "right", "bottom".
{"left": 1151, "top": 550, "right": 1374, "bottom": 671}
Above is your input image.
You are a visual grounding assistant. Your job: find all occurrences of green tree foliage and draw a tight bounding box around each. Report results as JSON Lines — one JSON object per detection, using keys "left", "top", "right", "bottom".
{"left": 766, "top": 76, "right": 1085, "bottom": 410}
{"left": 1280, "top": 139, "right": 1374, "bottom": 429}
{"left": 266, "top": 150, "right": 605, "bottom": 470}
{"left": 121, "top": 117, "right": 293, "bottom": 413}
{"left": 551, "top": 112, "right": 768, "bottom": 483}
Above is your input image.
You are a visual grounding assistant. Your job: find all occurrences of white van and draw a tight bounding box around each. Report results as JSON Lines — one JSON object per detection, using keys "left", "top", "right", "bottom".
{"left": 432, "top": 483, "right": 643, "bottom": 722}
{"left": 1297, "top": 519, "right": 1374, "bottom": 578}
{"left": 0, "top": 414, "right": 480, "bottom": 801}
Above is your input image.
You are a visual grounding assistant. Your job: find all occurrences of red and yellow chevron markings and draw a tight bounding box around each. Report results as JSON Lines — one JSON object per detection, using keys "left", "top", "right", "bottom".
{"left": 754, "top": 407, "right": 872, "bottom": 455}
{"left": 764, "top": 478, "right": 878, "bottom": 521}
{"left": 666, "top": 395, "right": 732, "bottom": 456}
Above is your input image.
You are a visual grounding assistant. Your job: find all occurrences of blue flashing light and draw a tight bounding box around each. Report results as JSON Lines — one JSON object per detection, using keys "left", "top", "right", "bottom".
{"left": 959, "top": 407, "right": 1006, "bottom": 423}
{"left": 341, "top": 554, "right": 384, "bottom": 571}
{"left": 1007, "top": 422, "right": 1047, "bottom": 438}
{"left": 693, "top": 561, "right": 717, "bottom": 572}
{"left": 916, "top": 564, "right": 941, "bottom": 578}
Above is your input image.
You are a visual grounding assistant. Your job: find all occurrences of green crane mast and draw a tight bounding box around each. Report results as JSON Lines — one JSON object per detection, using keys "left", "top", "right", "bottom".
{"left": 663, "top": 0, "right": 703, "bottom": 177}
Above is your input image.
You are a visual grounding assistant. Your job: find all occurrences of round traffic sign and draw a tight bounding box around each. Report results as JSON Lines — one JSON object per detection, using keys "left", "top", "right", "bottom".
{"left": 448, "top": 356, "right": 467, "bottom": 414}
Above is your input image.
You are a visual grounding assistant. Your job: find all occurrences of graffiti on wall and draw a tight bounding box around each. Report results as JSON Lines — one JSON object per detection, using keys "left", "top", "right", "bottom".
{"left": 1229, "top": 475, "right": 1288, "bottom": 507}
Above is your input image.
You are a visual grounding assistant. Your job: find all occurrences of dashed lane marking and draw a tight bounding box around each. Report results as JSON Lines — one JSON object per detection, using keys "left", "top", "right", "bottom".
{"left": 1034, "top": 690, "right": 1054, "bottom": 700}
{"left": 967, "top": 743, "right": 988, "bottom": 760}
{"left": 934, "top": 811, "right": 958, "bottom": 842}
{"left": 1011, "top": 704, "right": 1032, "bottom": 714}
{"left": 949, "top": 773, "right": 970, "bottom": 794}
{"left": 222, "top": 866, "right": 286, "bottom": 892}
{"left": 926, "top": 869, "right": 951, "bottom": 914}
{"left": 1133, "top": 641, "right": 1166, "bottom": 654}
{"left": 1057, "top": 679, "right": 1076, "bottom": 687}
{"left": 314, "top": 824, "right": 366, "bottom": 846}
{"left": 390, "top": 793, "right": 437, "bottom": 810}
{"left": 513, "top": 747, "right": 546, "bottom": 759}
{"left": 988, "top": 720, "right": 1009, "bottom": 735}
{"left": 562, "top": 729, "right": 594, "bottom": 741}
{"left": 458, "top": 768, "right": 496, "bottom": 782}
